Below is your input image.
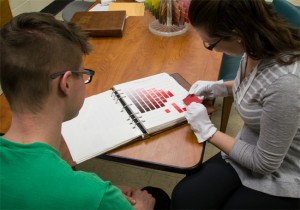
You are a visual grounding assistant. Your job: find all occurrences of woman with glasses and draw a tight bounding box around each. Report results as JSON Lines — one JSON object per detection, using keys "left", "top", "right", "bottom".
{"left": 171, "top": 0, "right": 300, "bottom": 209}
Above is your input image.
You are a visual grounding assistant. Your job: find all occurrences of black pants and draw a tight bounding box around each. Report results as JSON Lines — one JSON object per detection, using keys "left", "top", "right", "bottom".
{"left": 171, "top": 153, "right": 300, "bottom": 209}
{"left": 142, "top": 186, "right": 171, "bottom": 209}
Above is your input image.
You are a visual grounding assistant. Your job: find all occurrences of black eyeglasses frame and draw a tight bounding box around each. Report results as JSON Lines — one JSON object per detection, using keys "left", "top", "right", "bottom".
{"left": 203, "top": 38, "right": 223, "bottom": 51}
{"left": 50, "top": 69, "right": 95, "bottom": 84}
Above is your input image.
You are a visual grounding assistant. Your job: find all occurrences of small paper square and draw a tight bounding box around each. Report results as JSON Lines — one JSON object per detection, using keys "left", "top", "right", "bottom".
{"left": 183, "top": 94, "right": 203, "bottom": 105}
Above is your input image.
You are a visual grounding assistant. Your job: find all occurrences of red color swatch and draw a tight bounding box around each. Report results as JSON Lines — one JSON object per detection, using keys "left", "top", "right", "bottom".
{"left": 183, "top": 94, "right": 203, "bottom": 106}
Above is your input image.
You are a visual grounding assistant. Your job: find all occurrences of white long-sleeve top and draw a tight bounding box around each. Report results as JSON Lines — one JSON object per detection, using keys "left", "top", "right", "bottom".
{"left": 223, "top": 53, "right": 300, "bottom": 198}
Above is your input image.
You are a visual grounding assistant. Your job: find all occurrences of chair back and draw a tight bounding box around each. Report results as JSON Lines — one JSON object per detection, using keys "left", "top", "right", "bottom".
{"left": 218, "top": 54, "right": 242, "bottom": 81}
{"left": 272, "top": 0, "right": 300, "bottom": 27}
{"left": 0, "top": 0, "right": 12, "bottom": 27}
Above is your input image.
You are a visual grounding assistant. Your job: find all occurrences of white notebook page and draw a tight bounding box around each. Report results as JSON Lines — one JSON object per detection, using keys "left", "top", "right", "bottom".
{"left": 62, "top": 90, "right": 143, "bottom": 164}
{"left": 113, "top": 73, "right": 188, "bottom": 133}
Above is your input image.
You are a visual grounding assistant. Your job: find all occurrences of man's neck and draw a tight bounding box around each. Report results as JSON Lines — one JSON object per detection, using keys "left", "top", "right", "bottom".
{"left": 3, "top": 110, "right": 64, "bottom": 150}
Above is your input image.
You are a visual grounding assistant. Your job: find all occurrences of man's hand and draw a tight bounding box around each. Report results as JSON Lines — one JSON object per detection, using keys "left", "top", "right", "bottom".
{"left": 117, "top": 185, "right": 136, "bottom": 205}
{"left": 117, "top": 186, "right": 155, "bottom": 209}
{"left": 189, "top": 80, "right": 228, "bottom": 99}
{"left": 132, "top": 189, "right": 155, "bottom": 210}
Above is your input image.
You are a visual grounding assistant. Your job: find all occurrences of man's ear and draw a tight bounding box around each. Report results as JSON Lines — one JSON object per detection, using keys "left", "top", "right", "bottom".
{"left": 59, "top": 71, "right": 72, "bottom": 96}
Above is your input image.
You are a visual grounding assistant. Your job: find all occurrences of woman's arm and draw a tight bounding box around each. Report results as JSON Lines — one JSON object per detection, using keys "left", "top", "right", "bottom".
{"left": 211, "top": 74, "right": 300, "bottom": 174}
{"left": 224, "top": 80, "right": 234, "bottom": 96}
{"left": 209, "top": 131, "right": 235, "bottom": 155}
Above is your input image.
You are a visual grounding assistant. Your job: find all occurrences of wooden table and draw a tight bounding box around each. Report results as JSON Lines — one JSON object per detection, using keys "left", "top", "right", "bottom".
{"left": 0, "top": 10, "right": 221, "bottom": 173}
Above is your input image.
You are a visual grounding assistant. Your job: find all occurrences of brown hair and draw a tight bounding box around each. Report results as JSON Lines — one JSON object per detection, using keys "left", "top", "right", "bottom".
{"left": 0, "top": 12, "right": 91, "bottom": 113}
{"left": 188, "top": 0, "right": 300, "bottom": 64}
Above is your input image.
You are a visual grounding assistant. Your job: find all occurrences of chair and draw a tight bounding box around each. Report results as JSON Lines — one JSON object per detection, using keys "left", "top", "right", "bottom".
{"left": 62, "top": 0, "right": 94, "bottom": 22}
{"left": 272, "top": 0, "right": 300, "bottom": 27}
{"left": 0, "top": 0, "right": 12, "bottom": 27}
{"left": 218, "top": 54, "right": 242, "bottom": 133}
{"left": 0, "top": 0, "right": 12, "bottom": 96}
{"left": 218, "top": 0, "right": 300, "bottom": 133}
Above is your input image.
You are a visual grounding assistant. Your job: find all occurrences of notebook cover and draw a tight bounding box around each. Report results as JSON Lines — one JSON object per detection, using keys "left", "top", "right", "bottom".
{"left": 71, "top": 11, "right": 126, "bottom": 37}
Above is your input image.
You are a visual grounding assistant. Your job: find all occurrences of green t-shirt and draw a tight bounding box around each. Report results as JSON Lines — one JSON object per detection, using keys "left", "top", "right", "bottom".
{"left": 0, "top": 137, "right": 133, "bottom": 209}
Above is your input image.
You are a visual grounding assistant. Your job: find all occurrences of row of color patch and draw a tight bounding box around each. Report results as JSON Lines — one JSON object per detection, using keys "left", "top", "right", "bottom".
{"left": 126, "top": 88, "right": 183, "bottom": 113}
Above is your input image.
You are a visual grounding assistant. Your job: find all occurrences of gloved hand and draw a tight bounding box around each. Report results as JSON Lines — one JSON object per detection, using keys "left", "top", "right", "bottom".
{"left": 185, "top": 102, "right": 217, "bottom": 143}
{"left": 189, "top": 80, "right": 228, "bottom": 99}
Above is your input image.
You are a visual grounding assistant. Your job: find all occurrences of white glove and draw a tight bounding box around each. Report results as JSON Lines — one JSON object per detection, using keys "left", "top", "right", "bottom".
{"left": 189, "top": 80, "right": 228, "bottom": 99}
{"left": 185, "top": 102, "right": 217, "bottom": 143}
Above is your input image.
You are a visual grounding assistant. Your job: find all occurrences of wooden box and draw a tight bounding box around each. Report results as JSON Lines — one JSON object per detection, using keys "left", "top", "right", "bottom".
{"left": 71, "top": 11, "right": 126, "bottom": 37}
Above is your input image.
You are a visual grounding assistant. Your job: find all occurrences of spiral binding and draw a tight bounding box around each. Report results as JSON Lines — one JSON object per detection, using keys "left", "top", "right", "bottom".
{"left": 121, "top": 104, "right": 132, "bottom": 112}
{"left": 111, "top": 89, "right": 145, "bottom": 130}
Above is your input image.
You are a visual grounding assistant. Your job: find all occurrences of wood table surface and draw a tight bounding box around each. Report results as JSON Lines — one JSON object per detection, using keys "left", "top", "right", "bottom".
{"left": 0, "top": 8, "right": 222, "bottom": 173}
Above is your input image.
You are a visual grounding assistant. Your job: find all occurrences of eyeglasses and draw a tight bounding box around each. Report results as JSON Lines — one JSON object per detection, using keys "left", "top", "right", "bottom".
{"left": 203, "top": 38, "right": 222, "bottom": 51}
{"left": 50, "top": 69, "right": 95, "bottom": 84}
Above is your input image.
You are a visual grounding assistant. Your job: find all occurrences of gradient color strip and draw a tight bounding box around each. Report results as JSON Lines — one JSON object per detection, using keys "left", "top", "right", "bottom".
{"left": 172, "top": 103, "right": 183, "bottom": 113}
{"left": 159, "top": 89, "right": 169, "bottom": 98}
{"left": 136, "top": 89, "right": 155, "bottom": 110}
{"left": 167, "top": 91, "right": 174, "bottom": 97}
{"left": 148, "top": 89, "right": 164, "bottom": 108}
{"left": 152, "top": 88, "right": 167, "bottom": 102}
{"left": 126, "top": 91, "right": 145, "bottom": 113}
{"left": 142, "top": 89, "right": 160, "bottom": 109}
{"left": 131, "top": 90, "right": 150, "bottom": 112}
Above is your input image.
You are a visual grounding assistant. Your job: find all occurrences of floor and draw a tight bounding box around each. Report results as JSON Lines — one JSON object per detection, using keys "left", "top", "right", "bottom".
{"left": 75, "top": 97, "right": 243, "bottom": 197}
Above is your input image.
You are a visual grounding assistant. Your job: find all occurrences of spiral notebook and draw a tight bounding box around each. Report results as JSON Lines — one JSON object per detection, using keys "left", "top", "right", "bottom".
{"left": 62, "top": 73, "right": 189, "bottom": 164}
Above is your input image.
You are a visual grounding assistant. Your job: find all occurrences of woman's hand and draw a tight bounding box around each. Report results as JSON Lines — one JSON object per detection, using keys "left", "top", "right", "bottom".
{"left": 189, "top": 80, "right": 228, "bottom": 99}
